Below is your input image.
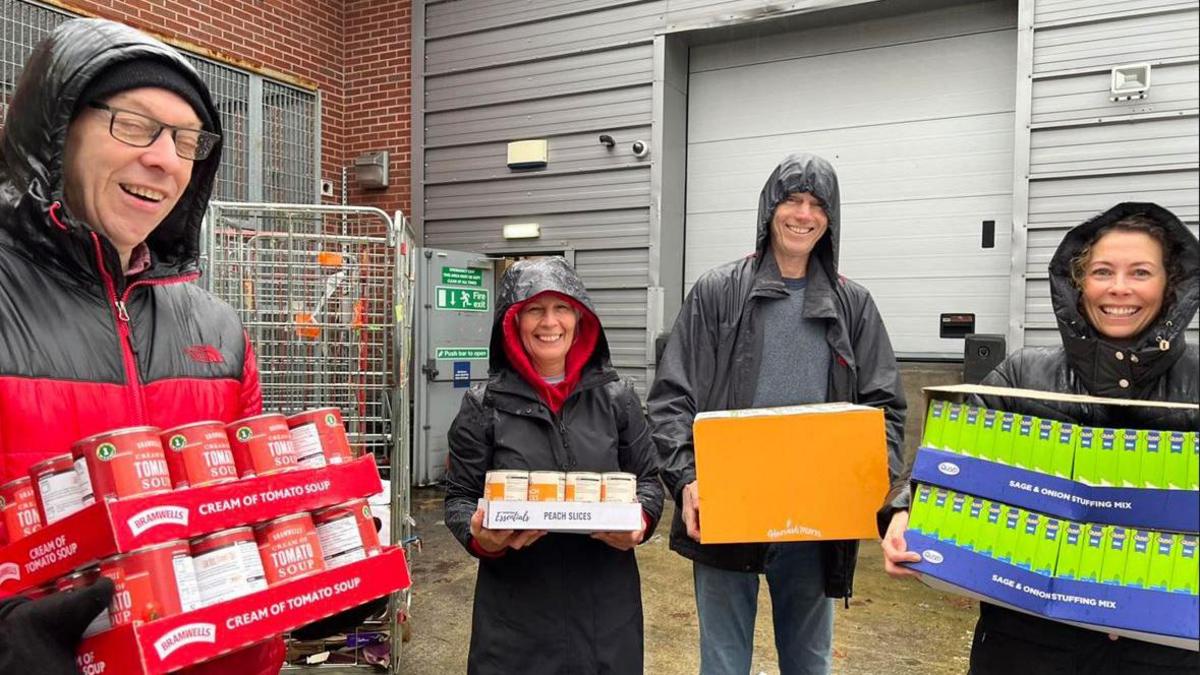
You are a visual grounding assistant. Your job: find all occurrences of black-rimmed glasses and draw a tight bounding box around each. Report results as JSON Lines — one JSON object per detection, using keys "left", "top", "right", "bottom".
{"left": 88, "top": 102, "right": 220, "bottom": 161}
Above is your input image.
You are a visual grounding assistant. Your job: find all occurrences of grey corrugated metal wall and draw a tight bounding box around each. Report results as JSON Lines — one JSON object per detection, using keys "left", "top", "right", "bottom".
{"left": 1015, "top": 0, "right": 1200, "bottom": 348}
{"left": 417, "top": 0, "right": 888, "bottom": 390}
{"left": 416, "top": 0, "right": 1200, "bottom": 385}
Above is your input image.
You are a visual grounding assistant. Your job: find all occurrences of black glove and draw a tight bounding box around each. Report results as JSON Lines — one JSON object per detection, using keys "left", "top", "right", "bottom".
{"left": 0, "top": 576, "right": 114, "bottom": 675}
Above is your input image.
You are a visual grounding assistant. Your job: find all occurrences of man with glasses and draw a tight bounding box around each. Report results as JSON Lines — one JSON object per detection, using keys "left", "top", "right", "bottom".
{"left": 0, "top": 18, "right": 282, "bottom": 675}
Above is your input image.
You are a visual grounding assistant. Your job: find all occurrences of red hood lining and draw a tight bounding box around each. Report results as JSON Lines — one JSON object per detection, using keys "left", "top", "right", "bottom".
{"left": 500, "top": 291, "right": 600, "bottom": 414}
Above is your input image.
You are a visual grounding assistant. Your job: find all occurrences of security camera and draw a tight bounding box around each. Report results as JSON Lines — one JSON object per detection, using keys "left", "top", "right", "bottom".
{"left": 631, "top": 140, "right": 649, "bottom": 158}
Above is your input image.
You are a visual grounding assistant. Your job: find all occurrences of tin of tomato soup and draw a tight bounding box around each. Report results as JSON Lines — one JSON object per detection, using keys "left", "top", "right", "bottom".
{"left": 312, "top": 499, "right": 381, "bottom": 569}
{"left": 227, "top": 414, "right": 299, "bottom": 476}
{"left": 101, "top": 540, "right": 201, "bottom": 626}
{"left": 161, "top": 421, "right": 240, "bottom": 488}
{"left": 484, "top": 470, "right": 529, "bottom": 501}
{"left": 29, "top": 453, "right": 87, "bottom": 524}
{"left": 255, "top": 512, "right": 326, "bottom": 585}
{"left": 0, "top": 476, "right": 43, "bottom": 545}
{"left": 56, "top": 567, "right": 112, "bottom": 637}
{"left": 527, "top": 471, "right": 566, "bottom": 501}
{"left": 565, "top": 472, "right": 602, "bottom": 502}
{"left": 287, "top": 407, "right": 354, "bottom": 466}
{"left": 190, "top": 527, "right": 269, "bottom": 607}
{"left": 73, "top": 427, "right": 172, "bottom": 501}
{"left": 600, "top": 472, "right": 638, "bottom": 503}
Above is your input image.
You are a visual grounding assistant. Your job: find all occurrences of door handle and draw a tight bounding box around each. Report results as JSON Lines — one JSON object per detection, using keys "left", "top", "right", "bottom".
{"left": 421, "top": 358, "right": 439, "bottom": 381}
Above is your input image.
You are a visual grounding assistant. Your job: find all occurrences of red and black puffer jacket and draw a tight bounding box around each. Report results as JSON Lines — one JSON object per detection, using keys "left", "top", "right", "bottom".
{"left": 0, "top": 19, "right": 282, "bottom": 674}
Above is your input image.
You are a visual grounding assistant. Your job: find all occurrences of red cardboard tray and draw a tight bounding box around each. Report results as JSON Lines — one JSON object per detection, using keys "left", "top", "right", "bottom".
{"left": 75, "top": 546, "right": 410, "bottom": 674}
{"left": 1, "top": 457, "right": 381, "bottom": 597}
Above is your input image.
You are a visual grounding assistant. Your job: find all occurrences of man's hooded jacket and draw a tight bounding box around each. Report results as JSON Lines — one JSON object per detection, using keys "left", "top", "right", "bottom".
{"left": 444, "top": 257, "right": 664, "bottom": 675}
{"left": 0, "top": 19, "right": 280, "bottom": 675}
{"left": 647, "top": 153, "right": 907, "bottom": 597}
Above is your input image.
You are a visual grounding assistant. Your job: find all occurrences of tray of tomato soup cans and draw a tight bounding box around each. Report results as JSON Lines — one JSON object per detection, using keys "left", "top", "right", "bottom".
{"left": 0, "top": 408, "right": 412, "bottom": 674}
{"left": 480, "top": 470, "right": 644, "bottom": 532}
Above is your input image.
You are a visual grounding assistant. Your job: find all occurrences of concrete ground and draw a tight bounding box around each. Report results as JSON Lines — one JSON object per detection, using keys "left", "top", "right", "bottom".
{"left": 297, "top": 362, "right": 977, "bottom": 673}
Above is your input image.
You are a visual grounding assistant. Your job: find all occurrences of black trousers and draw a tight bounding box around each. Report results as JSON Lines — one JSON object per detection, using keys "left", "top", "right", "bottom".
{"left": 968, "top": 603, "right": 1199, "bottom": 675}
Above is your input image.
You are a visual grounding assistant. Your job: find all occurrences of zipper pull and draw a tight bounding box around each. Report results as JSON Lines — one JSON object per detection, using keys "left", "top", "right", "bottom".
{"left": 115, "top": 300, "right": 130, "bottom": 322}
{"left": 1157, "top": 336, "right": 1170, "bottom": 351}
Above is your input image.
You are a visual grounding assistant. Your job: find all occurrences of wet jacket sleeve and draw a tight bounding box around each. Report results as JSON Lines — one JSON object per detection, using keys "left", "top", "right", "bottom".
{"left": 615, "top": 382, "right": 664, "bottom": 540}
{"left": 239, "top": 333, "right": 264, "bottom": 417}
{"left": 444, "top": 389, "right": 492, "bottom": 558}
{"left": 646, "top": 282, "right": 718, "bottom": 503}
{"left": 851, "top": 291, "right": 907, "bottom": 481}
{"left": 875, "top": 353, "right": 1017, "bottom": 536}
{"left": 847, "top": 291, "right": 909, "bottom": 538}
{"left": 851, "top": 291, "right": 908, "bottom": 532}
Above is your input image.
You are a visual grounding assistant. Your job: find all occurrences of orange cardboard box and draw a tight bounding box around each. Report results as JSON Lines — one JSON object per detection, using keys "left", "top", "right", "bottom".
{"left": 693, "top": 403, "right": 889, "bottom": 544}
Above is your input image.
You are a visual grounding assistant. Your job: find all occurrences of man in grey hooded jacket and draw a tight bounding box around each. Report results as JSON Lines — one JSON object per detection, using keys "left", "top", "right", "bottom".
{"left": 648, "top": 154, "right": 906, "bottom": 674}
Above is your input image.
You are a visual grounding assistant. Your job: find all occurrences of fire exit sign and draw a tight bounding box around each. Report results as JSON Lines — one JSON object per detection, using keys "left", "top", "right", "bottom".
{"left": 435, "top": 286, "right": 489, "bottom": 312}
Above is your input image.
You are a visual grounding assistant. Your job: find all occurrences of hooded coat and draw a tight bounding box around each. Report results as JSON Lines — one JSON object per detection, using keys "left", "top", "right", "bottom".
{"left": 444, "top": 257, "right": 664, "bottom": 675}
{"left": 646, "top": 154, "right": 907, "bottom": 596}
{"left": 0, "top": 19, "right": 281, "bottom": 674}
{"left": 956, "top": 203, "right": 1198, "bottom": 673}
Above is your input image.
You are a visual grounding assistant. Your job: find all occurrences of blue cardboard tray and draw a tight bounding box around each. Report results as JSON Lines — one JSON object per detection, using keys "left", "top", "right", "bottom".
{"left": 911, "top": 448, "right": 1200, "bottom": 533}
{"left": 905, "top": 531, "right": 1199, "bottom": 650}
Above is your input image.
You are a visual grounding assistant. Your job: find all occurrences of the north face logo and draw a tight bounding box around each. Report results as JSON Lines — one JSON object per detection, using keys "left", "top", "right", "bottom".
{"left": 185, "top": 345, "right": 224, "bottom": 363}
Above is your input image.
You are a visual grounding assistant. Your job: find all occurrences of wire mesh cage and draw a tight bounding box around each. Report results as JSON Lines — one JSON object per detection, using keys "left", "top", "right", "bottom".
{"left": 203, "top": 202, "right": 415, "bottom": 672}
{"left": 203, "top": 203, "right": 399, "bottom": 465}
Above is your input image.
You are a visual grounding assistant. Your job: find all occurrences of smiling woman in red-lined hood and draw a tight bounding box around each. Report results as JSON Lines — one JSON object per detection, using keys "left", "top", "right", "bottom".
{"left": 491, "top": 257, "right": 607, "bottom": 413}
{"left": 444, "top": 256, "right": 664, "bottom": 674}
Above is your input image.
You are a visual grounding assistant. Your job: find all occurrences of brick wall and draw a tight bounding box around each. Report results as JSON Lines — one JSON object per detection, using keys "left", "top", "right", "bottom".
{"left": 50, "top": 0, "right": 412, "bottom": 218}
{"left": 345, "top": 1, "right": 411, "bottom": 219}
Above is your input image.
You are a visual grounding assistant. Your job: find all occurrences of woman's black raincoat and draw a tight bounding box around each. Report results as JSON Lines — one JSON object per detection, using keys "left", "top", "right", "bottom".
{"left": 444, "top": 257, "right": 664, "bottom": 675}
{"left": 902, "top": 203, "right": 1199, "bottom": 673}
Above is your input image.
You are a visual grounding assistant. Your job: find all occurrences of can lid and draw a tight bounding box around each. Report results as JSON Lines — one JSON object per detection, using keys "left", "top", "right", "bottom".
{"left": 227, "top": 413, "right": 287, "bottom": 429}
{"left": 100, "top": 551, "right": 131, "bottom": 565}
{"left": 254, "top": 512, "right": 313, "bottom": 529}
{"left": 29, "top": 453, "right": 74, "bottom": 473}
{"left": 62, "top": 564, "right": 100, "bottom": 580}
{"left": 565, "top": 471, "right": 603, "bottom": 479}
{"left": 312, "top": 499, "right": 365, "bottom": 518}
{"left": 601, "top": 472, "right": 637, "bottom": 480}
{"left": 160, "top": 420, "right": 225, "bottom": 435}
{"left": 191, "top": 526, "right": 254, "bottom": 546}
{"left": 72, "top": 426, "right": 162, "bottom": 447}
{"left": 285, "top": 407, "right": 340, "bottom": 422}
{"left": 131, "top": 539, "right": 190, "bottom": 555}
{"left": 0, "top": 475, "right": 32, "bottom": 491}
{"left": 485, "top": 470, "right": 530, "bottom": 478}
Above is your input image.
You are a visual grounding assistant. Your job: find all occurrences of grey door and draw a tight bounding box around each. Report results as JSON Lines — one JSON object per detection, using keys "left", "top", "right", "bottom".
{"left": 413, "top": 248, "right": 497, "bottom": 485}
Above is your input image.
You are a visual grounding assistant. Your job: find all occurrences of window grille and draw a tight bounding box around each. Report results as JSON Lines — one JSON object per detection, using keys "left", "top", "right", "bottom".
{"left": 1, "top": 0, "right": 319, "bottom": 203}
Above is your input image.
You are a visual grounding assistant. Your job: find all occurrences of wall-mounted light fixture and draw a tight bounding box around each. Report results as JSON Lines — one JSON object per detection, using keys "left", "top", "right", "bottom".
{"left": 507, "top": 140, "right": 548, "bottom": 169}
{"left": 354, "top": 150, "right": 389, "bottom": 189}
{"left": 1110, "top": 63, "right": 1151, "bottom": 101}
{"left": 502, "top": 223, "right": 541, "bottom": 240}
